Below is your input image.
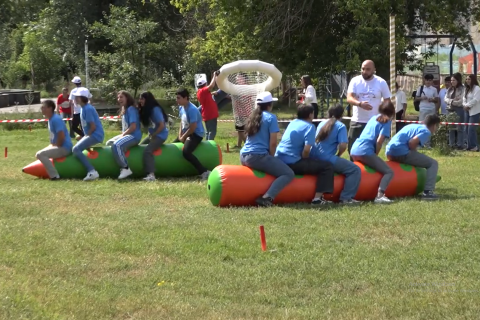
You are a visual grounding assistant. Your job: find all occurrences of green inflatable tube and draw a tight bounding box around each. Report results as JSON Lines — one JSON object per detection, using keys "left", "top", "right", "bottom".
{"left": 22, "top": 141, "right": 222, "bottom": 179}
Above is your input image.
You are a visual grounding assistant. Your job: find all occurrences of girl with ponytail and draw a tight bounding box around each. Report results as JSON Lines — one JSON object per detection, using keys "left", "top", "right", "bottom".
{"left": 350, "top": 100, "right": 396, "bottom": 203}
{"left": 311, "top": 104, "right": 361, "bottom": 204}
{"left": 240, "top": 92, "right": 294, "bottom": 207}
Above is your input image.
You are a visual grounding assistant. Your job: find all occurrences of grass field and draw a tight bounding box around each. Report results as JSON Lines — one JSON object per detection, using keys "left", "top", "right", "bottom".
{"left": 1, "top": 120, "right": 480, "bottom": 320}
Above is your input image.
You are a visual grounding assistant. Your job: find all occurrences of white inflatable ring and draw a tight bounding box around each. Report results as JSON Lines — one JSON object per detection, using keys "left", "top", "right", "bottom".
{"left": 216, "top": 60, "right": 282, "bottom": 95}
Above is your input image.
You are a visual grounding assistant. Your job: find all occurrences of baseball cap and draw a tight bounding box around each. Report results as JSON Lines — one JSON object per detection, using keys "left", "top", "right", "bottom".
{"left": 71, "top": 76, "right": 82, "bottom": 84}
{"left": 197, "top": 78, "right": 207, "bottom": 86}
{"left": 256, "top": 92, "right": 278, "bottom": 103}
{"left": 72, "top": 87, "right": 92, "bottom": 98}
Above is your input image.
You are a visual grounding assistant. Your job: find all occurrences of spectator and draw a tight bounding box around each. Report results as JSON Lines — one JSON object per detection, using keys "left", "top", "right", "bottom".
{"left": 395, "top": 82, "right": 407, "bottom": 132}
{"left": 463, "top": 74, "right": 480, "bottom": 151}
{"left": 69, "top": 76, "right": 87, "bottom": 138}
{"left": 415, "top": 74, "right": 439, "bottom": 148}
{"left": 57, "top": 87, "right": 71, "bottom": 132}
{"left": 439, "top": 76, "right": 451, "bottom": 114}
{"left": 196, "top": 73, "right": 219, "bottom": 140}
{"left": 445, "top": 73, "right": 465, "bottom": 149}
{"left": 297, "top": 75, "right": 319, "bottom": 126}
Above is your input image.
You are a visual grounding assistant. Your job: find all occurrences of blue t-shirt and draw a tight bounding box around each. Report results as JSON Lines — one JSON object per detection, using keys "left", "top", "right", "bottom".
{"left": 350, "top": 115, "right": 391, "bottom": 156}
{"left": 275, "top": 119, "right": 316, "bottom": 164}
{"left": 311, "top": 120, "right": 348, "bottom": 164}
{"left": 122, "top": 106, "right": 142, "bottom": 141}
{"left": 241, "top": 111, "right": 279, "bottom": 155}
{"left": 179, "top": 102, "right": 205, "bottom": 137}
{"left": 48, "top": 114, "right": 72, "bottom": 150}
{"left": 386, "top": 124, "right": 431, "bottom": 157}
{"left": 80, "top": 103, "right": 104, "bottom": 142}
{"left": 149, "top": 107, "right": 169, "bottom": 141}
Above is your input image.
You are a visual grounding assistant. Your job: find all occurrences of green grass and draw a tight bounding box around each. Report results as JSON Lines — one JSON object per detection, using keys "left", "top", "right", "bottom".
{"left": 1, "top": 120, "right": 480, "bottom": 319}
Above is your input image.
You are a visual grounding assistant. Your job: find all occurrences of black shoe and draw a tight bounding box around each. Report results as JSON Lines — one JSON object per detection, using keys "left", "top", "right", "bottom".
{"left": 311, "top": 197, "right": 332, "bottom": 205}
{"left": 50, "top": 176, "right": 61, "bottom": 181}
{"left": 255, "top": 197, "right": 273, "bottom": 207}
{"left": 421, "top": 190, "right": 439, "bottom": 201}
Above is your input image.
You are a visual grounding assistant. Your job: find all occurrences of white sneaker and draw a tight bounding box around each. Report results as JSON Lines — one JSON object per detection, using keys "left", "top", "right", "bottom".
{"left": 83, "top": 170, "right": 99, "bottom": 181}
{"left": 143, "top": 174, "right": 156, "bottom": 182}
{"left": 374, "top": 195, "right": 393, "bottom": 204}
{"left": 118, "top": 168, "right": 133, "bottom": 179}
{"left": 200, "top": 170, "right": 211, "bottom": 181}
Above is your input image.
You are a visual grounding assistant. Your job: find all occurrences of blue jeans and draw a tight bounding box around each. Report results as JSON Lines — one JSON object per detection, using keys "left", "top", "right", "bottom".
{"left": 112, "top": 135, "right": 140, "bottom": 168}
{"left": 205, "top": 118, "right": 218, "bottom": 140}
{"left": 448, "top": 107, "right": 465, "bottom": 147}
{"left": 333, "top": 157, "right": 361, "bottom": 201}
{"left": 466, "top": 111, "right": 480, "bottom": 149}
{"left": 240, "top": 153, "right": 294, "bottom": 199}
{"left": 72, "top": 136, "right": 101, "bottom": 172}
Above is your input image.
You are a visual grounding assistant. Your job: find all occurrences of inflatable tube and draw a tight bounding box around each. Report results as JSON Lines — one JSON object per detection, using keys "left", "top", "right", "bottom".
{"left": 207, "top": 162, "right": 442, "bottom": 207}
{"left": 23, "top": 141, "right": 222, "bottom": 179}
{"left": 216, "top": 60, "right": 282, "bottom": 94}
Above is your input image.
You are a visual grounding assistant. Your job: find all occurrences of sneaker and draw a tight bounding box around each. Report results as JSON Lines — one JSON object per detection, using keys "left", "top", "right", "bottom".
{"left": 143, "top": 174, "right": 156, "bottom": 181}
{"left": 200, "top": 170, "right": 211, "bottom": 181}
{"left": 340, "top": 199, "right": 362, "bottom": 205}
{"left": 255, "top": 196, "right": 273, "bottom": 207}
{"left": 118, "top": 168, "right": 133, "bottom": 179}
{"left": 374, "top": 195, "right": 393, "bottom": 204}
{"left": 83, "top": 170, "right": 99, "bottom": 181}
{"left": 49, "top": 176, "right": 61, "bottom": 181}
{"left": 421, "top": 190, "right": 439, "bottom": 201}
{"left": 311, "top": 197, "right": 332, "bottom": 205}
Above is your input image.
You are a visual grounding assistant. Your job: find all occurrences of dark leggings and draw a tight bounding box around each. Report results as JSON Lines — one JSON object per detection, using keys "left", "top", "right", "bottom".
{"left": 288, "top": 158, "right": 334, "bottom": 194}
{"left": 173, "top": 134, "right": 207, "bottom": 174}
{"left": 311, "top": 103, "right": 319, "bottom": 127}
{"left": 71, "top": 114, "right": 84, "bottom": 137}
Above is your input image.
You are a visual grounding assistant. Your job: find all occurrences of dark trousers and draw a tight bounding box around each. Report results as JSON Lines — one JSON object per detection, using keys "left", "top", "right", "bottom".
{"left": 71, "top": 114, "right": 84, "bottom": 138}
{"left": 348, "top": 122, "right": 367, "bottom": 160}
{"left": 395, "top": 110, "right": 405, "bottom": 133}
{"left": 288, "top": 158, "right": 334, "bottom": 194}
{"left": 311, "top": 103, "right": 319, "bottom": 127}
{"left": 173, "top": 133, "right": 207, "bottom": 174}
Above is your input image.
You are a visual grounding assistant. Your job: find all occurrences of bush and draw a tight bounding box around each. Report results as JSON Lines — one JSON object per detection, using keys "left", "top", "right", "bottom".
{"left": 430, "top": 112, "right": 459, "bottom": 155}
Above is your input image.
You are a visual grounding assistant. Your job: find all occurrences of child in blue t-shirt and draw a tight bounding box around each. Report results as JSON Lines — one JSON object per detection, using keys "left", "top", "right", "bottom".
{"left": 312, "top": 104, "right": 361, "bottom": 204}
{"left": 35, "top": 100, "right": 73, "bottom": 180}
{"left": 107, "top": 91, "right": 143, "bottom": 179}
{"left": 173, "top": 88, "right": 211, "bottom": 180}
{"left": 240, "top": 92, "right": 294, "bottom": 207}
{"left": 72, "top": 87, "right": 105, "bottom": 181}
{"left": 138, "top": 91, "right": 170, "bottom": 181}
{"left": 350, "top": 101, "right": 396, "bottom": 203}
{"left": 275, "top": 105, "right": 334, "bottom": 205}
{"left": 386, "top": 114, "right": 441, "bottom": 200}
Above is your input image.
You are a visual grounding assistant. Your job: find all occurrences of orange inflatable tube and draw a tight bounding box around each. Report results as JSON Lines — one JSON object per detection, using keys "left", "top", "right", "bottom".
{"left": 207, "top": 162, "right": 441, "bottom": 207}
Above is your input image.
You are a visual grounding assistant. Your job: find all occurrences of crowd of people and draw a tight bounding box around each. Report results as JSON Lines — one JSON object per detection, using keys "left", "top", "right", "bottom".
{"left": 35, "top": 59, "right": 478, "bottom": 206}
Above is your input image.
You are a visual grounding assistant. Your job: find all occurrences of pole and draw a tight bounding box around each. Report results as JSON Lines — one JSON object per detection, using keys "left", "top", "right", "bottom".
{"left": 85, "top": 38, "right": 89, "bottom": 88}
{"left": 389, "top": 14, "right": 396, "bottom": 135}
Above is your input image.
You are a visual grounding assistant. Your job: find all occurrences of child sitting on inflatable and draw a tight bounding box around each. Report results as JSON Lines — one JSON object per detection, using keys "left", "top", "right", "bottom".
{"left": 312, "top": 104, "right": 361, "bottom": 204}
{"left": 173, "top": 88, "right": 211, "bottom": 181}
{"left": 35, "top": 100, "right": 73, "bottom": 180}
{"left": 72, "top": 88, "right": 104, "bottom": 181}
{"left": 276, "top": 104, "right": 334, "bottom": 205}
{"left": 350, "top": 101, "right": 395, "bottom": 203}
{"left": 240, "top": 92, "right": 294, "bottom": 207}
{"left": 386, "top": 114, "right": 441, "bottom": 200}
{"left": 138, "top": 91, "right": 169, "bottom": 182}
{"left": 107, "top": 91, "right": 142, "bottom": 179}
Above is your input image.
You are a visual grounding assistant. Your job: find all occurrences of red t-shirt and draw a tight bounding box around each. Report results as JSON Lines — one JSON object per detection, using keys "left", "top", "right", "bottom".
{"left": 57, "top": 94, "right": 71, "bottom": 114}
{"left": 197, "top": 87, "right": 219, "bottom": 121}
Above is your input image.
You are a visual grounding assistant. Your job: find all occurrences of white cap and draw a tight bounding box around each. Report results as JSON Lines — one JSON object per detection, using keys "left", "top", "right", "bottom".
{"left": 256, "top": 92, "right": 278, "bottom": 103}
{"left": 72, "top": 87, "right": 92, "bottom": 98}
{"left": 71, "top": 76, "right": 82, "bottom": 84}
{"left": 197, "top": 78, "right": 207, "bottom": 86}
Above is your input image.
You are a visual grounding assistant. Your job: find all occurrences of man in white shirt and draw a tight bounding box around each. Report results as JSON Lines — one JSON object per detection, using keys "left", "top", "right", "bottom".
{"left": 395, "top": 82, "right": 407, "bottom": 132}
{"left": 69, "top": 76, "right": 88, "bottom": 138}
{"left": 346, "top": 60, "right": 391, "bottom": 156}
{"left": 415, "top": 74, "right": 439, "bottom": 122}
{"left": 438, "top": 76, "right": 451, "bottom": 114}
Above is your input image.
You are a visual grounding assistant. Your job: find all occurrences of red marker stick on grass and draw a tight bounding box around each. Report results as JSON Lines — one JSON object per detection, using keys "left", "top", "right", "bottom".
{"left": 4, "top": 147, "right": 7, "bottom": 158}
{"left": 259, "top": 225, "right": 267, "bottom": 251}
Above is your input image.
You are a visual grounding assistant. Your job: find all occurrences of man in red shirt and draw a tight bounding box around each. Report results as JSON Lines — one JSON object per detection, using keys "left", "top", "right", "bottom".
{"left": 196, "top": 73, "right": 219, "bottom": 140}
{"left": 56, "top": 87, "right": 72, "bottom": 133}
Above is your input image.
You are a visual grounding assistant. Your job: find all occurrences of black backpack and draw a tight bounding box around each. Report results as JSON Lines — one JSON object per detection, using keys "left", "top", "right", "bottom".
{"left": 412, "top": 86, "right": 424, "bottom": 111}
